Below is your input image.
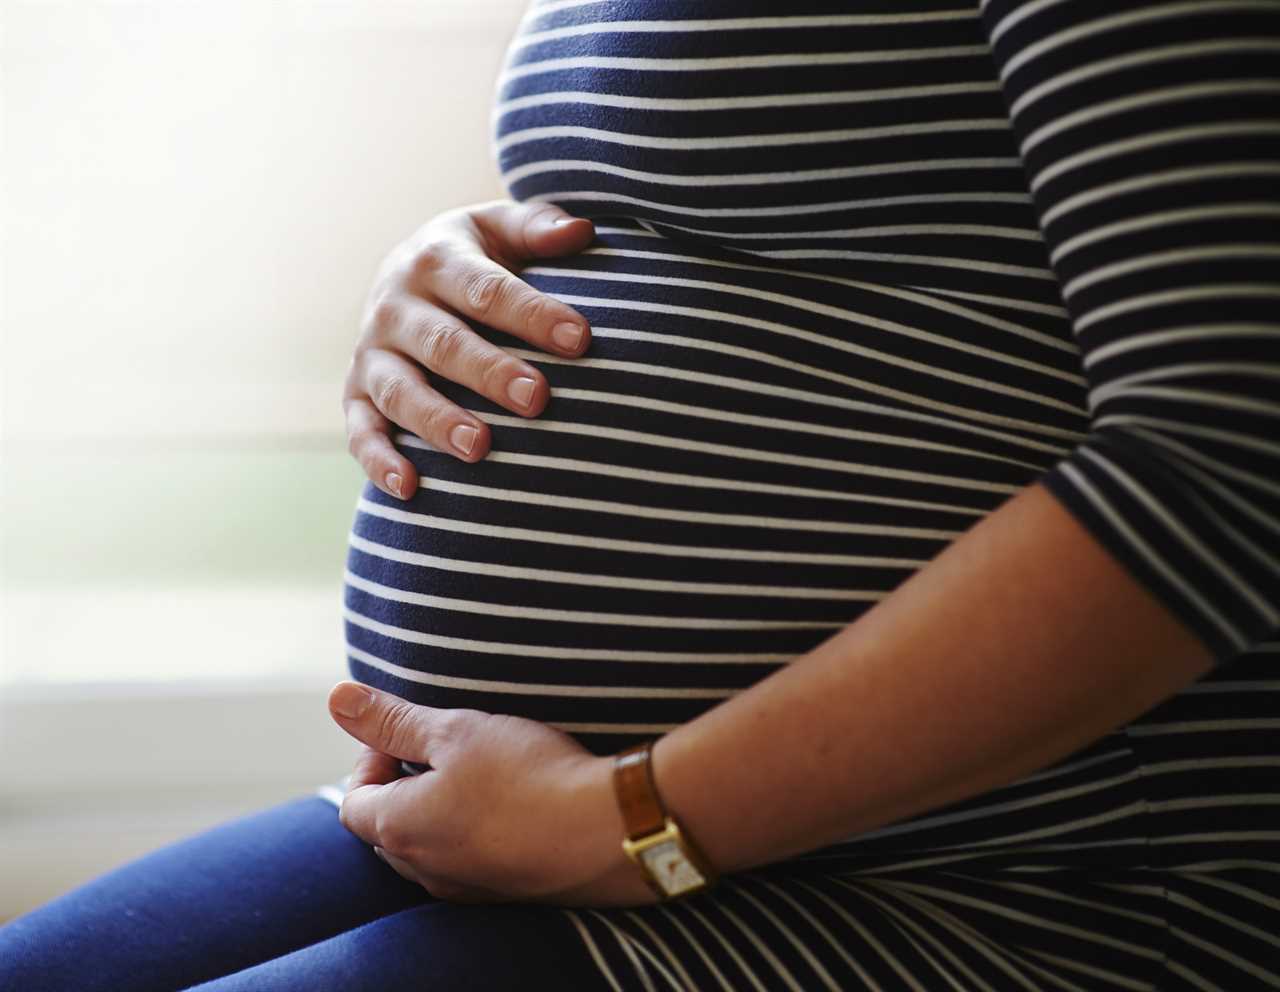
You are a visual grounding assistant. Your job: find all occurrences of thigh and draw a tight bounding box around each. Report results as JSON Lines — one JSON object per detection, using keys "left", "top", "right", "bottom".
{"left": 178, "top": 901, "right": 615, "bottom": 992}
{"left": 0, "top": 794, "right": 431, "bottom": 992}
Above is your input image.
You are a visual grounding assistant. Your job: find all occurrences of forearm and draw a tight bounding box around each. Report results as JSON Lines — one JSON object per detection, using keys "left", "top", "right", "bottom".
{"left": 646, "top": 480, "right": 1214, "bottom": 877}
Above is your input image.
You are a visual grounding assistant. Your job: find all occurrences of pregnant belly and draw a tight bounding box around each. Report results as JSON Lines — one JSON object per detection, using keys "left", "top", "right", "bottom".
{"left": 343, "top": 219, "right": 1088, "bottom": 757}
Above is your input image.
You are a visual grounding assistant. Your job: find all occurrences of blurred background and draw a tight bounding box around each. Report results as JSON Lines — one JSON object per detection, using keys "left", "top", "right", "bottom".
{"left": 1, "top": 0, "right": 521, "bottom": 920}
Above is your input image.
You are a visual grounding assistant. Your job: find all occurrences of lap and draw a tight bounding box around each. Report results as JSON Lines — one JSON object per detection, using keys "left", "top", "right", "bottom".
{"left": 6, "top": 788, "right": 1271, "bottom": 991}
{"left": 0, "top": 794, "right": 607, "bottom": 992}
{"left": 180, "top": 900, "right": 610, "bottom": 992}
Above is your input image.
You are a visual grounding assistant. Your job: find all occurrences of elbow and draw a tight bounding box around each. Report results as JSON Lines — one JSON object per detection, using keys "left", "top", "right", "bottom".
{"left": 1051, "top": 396, "right": 1280, "bottom": 660}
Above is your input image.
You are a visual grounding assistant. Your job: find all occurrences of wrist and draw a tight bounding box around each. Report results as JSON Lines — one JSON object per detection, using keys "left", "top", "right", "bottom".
{"left": 616, "top": 738, "right": 721, "bottom": 899}
{"left": 650, "top": 727, "right": 741, "bottom": 876}
{"left": 556, "top": 753, "right": 657, "bottom": 906}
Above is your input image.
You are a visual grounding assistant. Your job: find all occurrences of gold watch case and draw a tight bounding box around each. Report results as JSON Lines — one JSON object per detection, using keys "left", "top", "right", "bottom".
{"left": 621, "top": 816, "right": 714, "bottom": 899}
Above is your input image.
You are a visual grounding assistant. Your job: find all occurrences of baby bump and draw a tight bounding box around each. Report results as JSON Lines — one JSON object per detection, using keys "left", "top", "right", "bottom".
{"left": 343, "top": 223, "right": 1087, "bottom": 756}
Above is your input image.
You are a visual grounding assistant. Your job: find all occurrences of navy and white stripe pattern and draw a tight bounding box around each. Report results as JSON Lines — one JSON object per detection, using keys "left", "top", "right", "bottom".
{"left": 327, "top": 1, "right": 1280, "bottom": 987}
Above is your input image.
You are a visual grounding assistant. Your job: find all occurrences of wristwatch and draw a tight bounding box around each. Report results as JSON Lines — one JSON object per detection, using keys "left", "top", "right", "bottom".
{"left": 612, "top": 740, "right": 719, "bottom": 900}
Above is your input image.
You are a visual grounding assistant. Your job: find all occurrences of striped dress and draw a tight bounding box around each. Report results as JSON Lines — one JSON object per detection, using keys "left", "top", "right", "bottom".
{"left": 326, "top": 1, "right": 1280, "bottom": 988}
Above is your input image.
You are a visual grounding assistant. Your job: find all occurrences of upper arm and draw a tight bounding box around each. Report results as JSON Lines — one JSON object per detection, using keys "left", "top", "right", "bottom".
{"left": 978, "top": 0, "right": 1280, "bottom": 662}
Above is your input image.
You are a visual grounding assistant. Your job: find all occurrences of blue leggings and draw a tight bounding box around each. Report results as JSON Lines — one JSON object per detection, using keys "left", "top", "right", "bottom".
{"left": 0, "top": 794, "right": 612, "bottom": 991}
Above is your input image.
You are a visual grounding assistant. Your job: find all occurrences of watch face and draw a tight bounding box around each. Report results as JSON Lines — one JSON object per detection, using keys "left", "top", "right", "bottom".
{"left": 640, "top": 839, "right": 707, "bottom": 896}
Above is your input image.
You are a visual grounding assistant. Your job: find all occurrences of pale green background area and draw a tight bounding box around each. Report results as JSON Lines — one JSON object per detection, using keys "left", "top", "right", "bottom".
{"left": 0, "top": 445, "right": 370, "bottom": 685}
{"left": 1, "top": 446, "right": 365, "bottom": 588}
{"left": 0, "top": 0, "right": 516, "bottom": 687}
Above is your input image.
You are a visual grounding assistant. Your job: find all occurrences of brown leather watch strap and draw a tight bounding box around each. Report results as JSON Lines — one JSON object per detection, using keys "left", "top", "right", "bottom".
{"left": 613, "top": 740, "right": 667, "bottom": 840}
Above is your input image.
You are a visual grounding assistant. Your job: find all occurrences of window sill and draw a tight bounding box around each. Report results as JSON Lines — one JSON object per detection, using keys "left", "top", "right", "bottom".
{"left": 0, "top": 679, "right": 360, "bottom": 920}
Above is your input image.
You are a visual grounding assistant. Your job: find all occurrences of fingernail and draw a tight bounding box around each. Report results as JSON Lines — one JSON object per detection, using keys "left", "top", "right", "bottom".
{"left": 332, "top": 683, "right": 372, "bottom": 718}
{"left": 539, "top": 215, "right": 577, "bottom": 237}
{"left": 506, "top": 376, "right": 536, "bottom": 408}
{"left": 450, "top": 423, "right": 478, "bottom": 456}
{"left": 552, "top": 322, "right": 584, "bottom": 352}
{"left": 385, "top": 473, "right": 403, "bottom": 499}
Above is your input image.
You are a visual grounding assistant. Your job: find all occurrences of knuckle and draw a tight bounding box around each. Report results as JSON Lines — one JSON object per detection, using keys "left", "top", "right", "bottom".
{"left": 511, "top": 289, "right": 551, "bottom": 330}
{"left": 374, "top": 810, "right": 407, "bottom": 855}
{"left": 373, "top": 373, "right": 410, "bottom": 414}
{"left": 462, "top": 270, "right": 506, "bottom": 319}
{"left": 473, "top": 348, "right": 513, "bottom": 395}
{"left": 415, "top": 318, "right": 468, "bottom": 372}
{"left": 365, "top": 295, "right": 400, "bottom": 339}
{"left": 420, "top": 404, "right": 456, "bottom": 449}
{"left": 346, "top": 427, "right": 377, "bottom": 461}
{"left": 440, "top": 708, "right": 481, "bottom": 747}
{"left": 409, "top": 239, "right": 450, "bottom": 281}
{"left": 375, "top": 702, "right": 423, "bottom": 758}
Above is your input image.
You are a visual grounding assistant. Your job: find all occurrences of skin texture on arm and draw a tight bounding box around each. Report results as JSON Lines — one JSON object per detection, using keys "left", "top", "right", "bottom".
{"left": 632, "top": 478, "right": 1214, "bottom": 878}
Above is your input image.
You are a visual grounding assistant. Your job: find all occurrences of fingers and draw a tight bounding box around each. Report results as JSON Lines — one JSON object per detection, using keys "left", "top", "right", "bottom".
{"left": 390, "top": 294, "right": 553, "bottom": 418}
{"left": 406, "top": 234, "right": 592, "bottom": 360}
{"left": 327, "top": 681, "right": 451, "bottom": 764}
{"left": 348, "top": 744, "right": 403, "bottom": 791}
{"left": 344, "top": 201, "right": 596, "bottom": 492}
{"left": 342, "top": 395, "right": 419, "bottom": 500}
{"left": 349, "top": 348, "right": 491, "bottom": 464}
{"left": 339, "top": 775, "right": 420, "bottom": 852}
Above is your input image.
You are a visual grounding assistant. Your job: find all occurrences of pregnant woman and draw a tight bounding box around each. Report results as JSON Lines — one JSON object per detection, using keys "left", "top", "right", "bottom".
{"left": 4, "top": 1, "right": 1278, "bottom": 989}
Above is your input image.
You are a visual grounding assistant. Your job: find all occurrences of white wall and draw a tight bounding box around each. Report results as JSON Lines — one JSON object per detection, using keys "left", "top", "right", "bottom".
{"left": 1, "top": 0, "right": 527, "bottom": 921}
{"left": 3, "top": 0, "right": 519, "bottom": 442}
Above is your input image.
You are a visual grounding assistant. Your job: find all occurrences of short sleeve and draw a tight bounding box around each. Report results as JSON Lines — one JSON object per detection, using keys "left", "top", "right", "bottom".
{"left": 978, "top": 0, "right": 1280, "bottom": 663}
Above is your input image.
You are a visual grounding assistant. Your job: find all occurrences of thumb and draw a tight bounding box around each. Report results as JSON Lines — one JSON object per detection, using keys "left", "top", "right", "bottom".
{"left": 527, "top": 206, "right": 596, "bottom": 255}
{"left": 328, "top": 681, "right": 439, "bottom": 763}
{"left": 472, "top": 200, "right": 595, "bottom": 261}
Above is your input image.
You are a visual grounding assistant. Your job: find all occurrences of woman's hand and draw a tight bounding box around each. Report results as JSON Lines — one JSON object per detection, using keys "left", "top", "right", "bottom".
{"left": 343, "top": 199, "right": 596, "bottom": 500}
{"left": 327, "top": 681, "right": 662, "bottom": 908}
